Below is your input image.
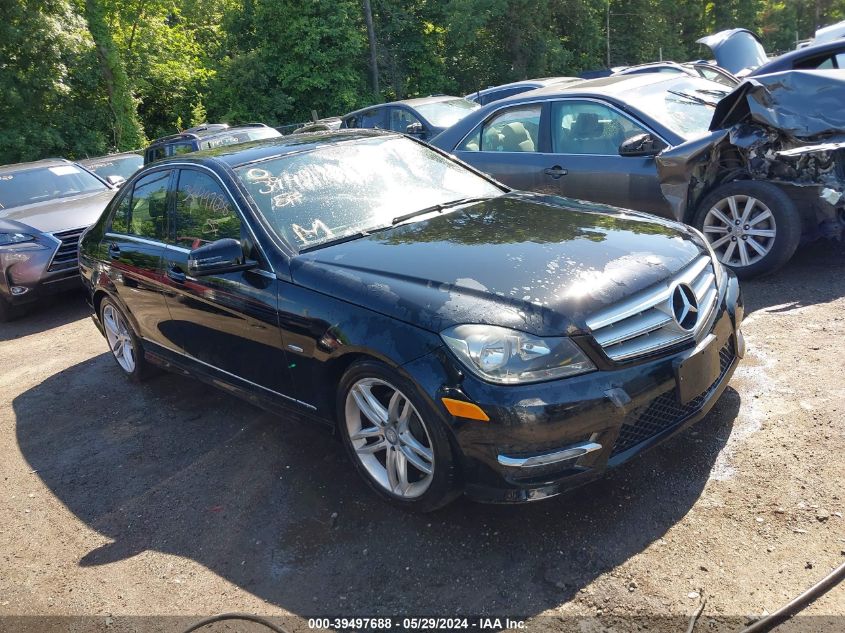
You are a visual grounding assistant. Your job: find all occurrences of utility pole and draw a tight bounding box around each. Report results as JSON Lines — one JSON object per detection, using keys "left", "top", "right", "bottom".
{"left": 362, "top": 0, "right": 379, "bottom": 98}
{"left": 606, "top": 0, "right": 611, "bottom": 67}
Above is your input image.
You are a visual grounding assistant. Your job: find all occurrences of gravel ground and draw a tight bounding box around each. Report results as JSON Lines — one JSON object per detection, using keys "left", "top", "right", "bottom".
{"left": 1, "top": 242, "right": 843, "bottom": 633}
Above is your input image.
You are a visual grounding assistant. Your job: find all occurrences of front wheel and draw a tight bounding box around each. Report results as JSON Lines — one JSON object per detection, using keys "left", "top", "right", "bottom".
{"left": 337, "top": 360, "right": 461, "bottom": 512}
{"left": 693, "top": 181, "right": 802, "bottom": 279}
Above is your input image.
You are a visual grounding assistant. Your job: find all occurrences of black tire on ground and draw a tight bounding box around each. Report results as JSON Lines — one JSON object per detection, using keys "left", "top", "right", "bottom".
{"left": 692, "top": 181, "right": 802, "bottom": 280}
{"left": 337, "top": 359, "right": 462, "bottom": 512}
{"left": 99, "top": 297, "right": 154, "bottom": 383}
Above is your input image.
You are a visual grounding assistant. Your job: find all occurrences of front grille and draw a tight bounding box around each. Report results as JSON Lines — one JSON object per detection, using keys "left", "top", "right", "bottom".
{"left": 610, "top": 338, "right": 735, "bottom": 457}
{"left": 47, "top": 227, "right": 86, "bottom": 272}
{"left": 586, "top": 256, "right": 718, "bottom": 361}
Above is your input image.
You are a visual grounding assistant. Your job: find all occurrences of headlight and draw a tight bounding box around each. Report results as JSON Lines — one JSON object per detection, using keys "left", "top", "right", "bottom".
{"left": 441, "top": 324, "right": 596, "bottom": 384}
{"left": 690, "top": 227, "right": 726, "bottom": 287}
{"left": 0, "top": 232, "right": 36, "bottom": 246}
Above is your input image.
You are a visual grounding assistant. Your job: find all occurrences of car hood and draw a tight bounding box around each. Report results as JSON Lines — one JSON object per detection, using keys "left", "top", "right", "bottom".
{"left": 697, "top": 29, "right": 768, "bottom": 75}
{"left": 0, "top": 189, "right": 115, "bottom": 234}
{"left": 290, "top": 193, "right": 706, "bottom": 336}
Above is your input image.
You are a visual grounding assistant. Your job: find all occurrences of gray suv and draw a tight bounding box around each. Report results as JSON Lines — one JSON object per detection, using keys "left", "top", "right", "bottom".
{"left": 0, "top": 158, "right": 115, "bottom": 320}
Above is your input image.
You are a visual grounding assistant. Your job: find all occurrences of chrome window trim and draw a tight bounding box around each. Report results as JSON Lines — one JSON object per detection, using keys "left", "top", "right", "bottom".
{"left": 144, "top": 337, "right": 317, "bottom": 411}
{"left": 104, "top": 232, "right": 165, "bottom": 249}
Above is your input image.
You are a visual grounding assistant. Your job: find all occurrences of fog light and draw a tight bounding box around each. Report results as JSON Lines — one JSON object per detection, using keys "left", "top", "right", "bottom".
{"left": 10, "top": 286, "right": 29, "bottom": 296}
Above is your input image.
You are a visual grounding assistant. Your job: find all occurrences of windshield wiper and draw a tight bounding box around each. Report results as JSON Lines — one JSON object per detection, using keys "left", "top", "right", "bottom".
{"left": 667, "top": 90, "right": 719, "bottom": 107}
{"left": 391, "top": 197, "right": 491, "bottom": 225}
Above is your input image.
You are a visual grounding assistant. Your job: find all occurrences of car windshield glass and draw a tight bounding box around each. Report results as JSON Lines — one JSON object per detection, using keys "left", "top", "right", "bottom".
{"left": 84, "top": 155, "right": 143, "bottom": 180}
{"left": 0, "top": 164, "right": 108, "bottom": 211}
{"left": 235, "top": 136, "right": 502, "bottom": 250}
{"left": 414, "top": 99, "right": 479, "bottom": 128}
{"left": 627, "top": 78, "right": 728, "bottom": 138}
{"left": 200, "top": 127, "right": 281, "bottom": 150}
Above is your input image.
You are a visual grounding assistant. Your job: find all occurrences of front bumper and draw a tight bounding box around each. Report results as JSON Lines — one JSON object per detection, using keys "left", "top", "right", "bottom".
{"left": 0, "top": 242, "right": 82, "bottom": 306}
{"left": 404, "top": 273, "right": 744, "bottom": 503}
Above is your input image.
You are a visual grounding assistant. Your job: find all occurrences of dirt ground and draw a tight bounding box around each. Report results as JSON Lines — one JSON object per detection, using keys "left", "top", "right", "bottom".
{"left": 1, "top": 242, "right": 843, "bottom": 633}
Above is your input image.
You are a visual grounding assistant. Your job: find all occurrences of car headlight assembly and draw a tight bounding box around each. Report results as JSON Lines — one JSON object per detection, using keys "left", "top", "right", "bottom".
{"left": 441, "top": 324, "right": 596, "bottom": 384}
{"left": 0, "top": 232, "right": 36, "bottom": 247}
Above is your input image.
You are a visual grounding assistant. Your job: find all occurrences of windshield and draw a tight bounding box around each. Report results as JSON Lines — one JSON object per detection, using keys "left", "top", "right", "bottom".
{"left": 200, "top": 127, "right": 281, "bottom": 150}
{"left": 0, "top": 164, "right": 108, "bottom": 211}
{"left": 414, "top": 99, "right": 479, "bottom": 128}
{"left": 627, "top": 78, "right": 729, "bottom": 139}
{"left": 83, "top": 155, "right": 143, "bottom": 180}
{"left": 235, "top": 136, "right": 502, "bottom": 250}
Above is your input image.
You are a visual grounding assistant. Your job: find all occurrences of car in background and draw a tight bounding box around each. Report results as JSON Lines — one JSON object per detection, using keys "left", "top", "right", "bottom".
{"left": 798, "top": 19, "right": 845, "bottom": 48}
{"left": 79, "top": 152, "right": 143, "bottom": 187}
{"left": 696, "top": 28, "right": 768, "bottom": 76}
{"left": 342, "top": 96, "right": 479, "bottom": 141}
{"left": 465, "top": 77, "right": 583, "bottom": 106}
{"left": 79, "top": 130, "right": 743, "bottom": 510}
{"left": 292, "top": 117, "right": 343, "bottom": 134}
{"left": 748, "top": 39, "right": 845, "bottom": 76}
{"left": 0, "top": 158, "right": 116, "bottom": 320}
{"left": 143, "top": 123, "right": 281, "bottom": 164}
{"left": 614, "top": 61, "right": 739, "bottom": 87}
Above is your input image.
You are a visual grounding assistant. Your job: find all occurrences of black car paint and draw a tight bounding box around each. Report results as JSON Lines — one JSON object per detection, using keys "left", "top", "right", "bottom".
{"left": 79, "top": 131, "right": 742, "bottom": 502}
{"left": 748, "top": 39, "right": 845, "bottom": 76}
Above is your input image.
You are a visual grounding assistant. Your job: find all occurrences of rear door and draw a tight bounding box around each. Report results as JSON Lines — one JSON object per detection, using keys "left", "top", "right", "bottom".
{"left": 160, "top": 167, "right": 296, "bottom": 398}
{"left": 450, "top": 103, "right": 552, "bottom": 193}
{"left": 545, "top": 99, "right": 672, "bottom": 215}
{"left": 103, "top": 168, "right": 175, "bottom": 349}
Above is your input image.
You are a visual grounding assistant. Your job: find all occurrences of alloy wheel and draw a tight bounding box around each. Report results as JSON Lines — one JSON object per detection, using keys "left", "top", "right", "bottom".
{"left": 102, "top": 304, "right": 136, "bottom": 374}
{"left": 344, "top": 378, "right": 435, "bottom": 498}
{"left": 702, "top": 194, "right": 777, "bottom": 267}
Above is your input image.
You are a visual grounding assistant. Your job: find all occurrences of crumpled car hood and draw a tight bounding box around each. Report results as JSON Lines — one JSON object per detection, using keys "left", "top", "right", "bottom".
{"left": 656, "top": 70, "right": 845, "bottom": 218}
{"left": 290, "top": 193, "right": 705, "bottom": 336}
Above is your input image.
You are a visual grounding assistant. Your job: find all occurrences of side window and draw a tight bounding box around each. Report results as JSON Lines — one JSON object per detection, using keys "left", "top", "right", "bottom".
{"left": 551, "top": 100, "right": 648, "bottom": 155}
{"left": 459, "top": 105, "right": 541, "bottom": 152}
{"left": 359, "top": 108, "right": 386, "bottom": 129}
{"left": 172, "top": 170, "right": 241, "bottom": 250}
{"left": 167, "top": 142, "right": 196, "bottom": 157}
{"left": 344, "top": 116, "right": 359, "bottom": 129}
{"left": 129, "top": 170, "right": 171, "bottom": 240}
{"left": 389, "top": 108, "right": 422, "bottom": 133}
{"left": 145, "top": 146, "right": 165, "bottom": 164}
{"left": 109, "top": 191, "right": 131, "bottom": 234}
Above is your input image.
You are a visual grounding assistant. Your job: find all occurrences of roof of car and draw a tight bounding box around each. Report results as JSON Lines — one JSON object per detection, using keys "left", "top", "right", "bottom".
{"left": 467, "top": 77, "right": 581, "bottom": 98}
{"left": 147, "top": 123, "right": 272, "bottom": 148}
{"left": 0, "top": 158, "right": 76, "bottom": 175}
{"left": 344, "top": 95, "right": 464, "bottom": 117}
{"left": 506, "top": 72, "right": 690, "bottom": 101}
{"left": 751, "top": 38, "right": 845, "bottom": 75}
{"left": 156, "top": 129, "right": 398, "bottom": 168}
{"left": 78, "top": 152, "right": 142, "bottom": 164}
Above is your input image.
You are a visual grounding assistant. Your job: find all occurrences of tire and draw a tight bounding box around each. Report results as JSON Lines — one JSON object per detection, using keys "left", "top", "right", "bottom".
{"left": 693, "top": 181, "right": 802, "bottom": 279}
{"left": 99, "top": 297, "right": 153, "bottom": 382}
{"left": 337, "top": 360, "right": 461, "bottom": 512}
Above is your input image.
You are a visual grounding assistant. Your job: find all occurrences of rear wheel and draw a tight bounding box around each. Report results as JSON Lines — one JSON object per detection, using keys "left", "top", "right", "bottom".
{"left": 337, "top": 360, "right": 461, "bottom": 512}
{"left": 693, "top": 181, "right": 801, "bottom": 279}
{"left": 100, "top": 297, "right": 152, "bottom": 382}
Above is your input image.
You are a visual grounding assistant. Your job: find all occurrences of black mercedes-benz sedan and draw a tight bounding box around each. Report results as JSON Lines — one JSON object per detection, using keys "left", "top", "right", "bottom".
{"left": 80, "top": 130, "right": 744, "bottom": 511}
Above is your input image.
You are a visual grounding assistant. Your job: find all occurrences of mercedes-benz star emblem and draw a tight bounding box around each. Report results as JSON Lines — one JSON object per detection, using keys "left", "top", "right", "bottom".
{"left": 671, "top": 283, "right": 699, "bottom": 330}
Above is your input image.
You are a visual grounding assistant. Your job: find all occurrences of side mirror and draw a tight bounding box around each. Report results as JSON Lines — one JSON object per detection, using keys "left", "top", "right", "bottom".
{"left": 188, "top": 238, "right": 256, "bottom": 276}
{"left": 107, "top": 175, "right": 126, "bottom": 187}
{"left": 619, "top": 133, "right": 664, "bottom": 157}
{"left": 406, "top": 122, "right": 424, "bottom": 136}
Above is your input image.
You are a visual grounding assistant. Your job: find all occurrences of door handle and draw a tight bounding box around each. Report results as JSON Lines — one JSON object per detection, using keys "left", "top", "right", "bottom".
{"left": 166, "top": 266, "right": 186, "bottom": 284}
{"left": 107, "top": 243, "right": 121, "bottom": 259}
{"left": 544, "top": 166, "right": 568, "bottom": 178}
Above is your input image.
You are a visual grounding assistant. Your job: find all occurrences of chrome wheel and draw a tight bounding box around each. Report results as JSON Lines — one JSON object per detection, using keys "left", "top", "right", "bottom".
{"left": 345, "top": 378, "right": 435, "bottom": 498}
{"left": 102, "top": 304, "right": 136, "bottom": 374}
{"left": 702, "top": 195, "right": 777, "bottom": 267}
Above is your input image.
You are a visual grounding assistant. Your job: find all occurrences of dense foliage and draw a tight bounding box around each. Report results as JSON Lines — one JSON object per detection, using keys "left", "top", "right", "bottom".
{"left": 1, "top": 0, "right": 844, "bottom": 164}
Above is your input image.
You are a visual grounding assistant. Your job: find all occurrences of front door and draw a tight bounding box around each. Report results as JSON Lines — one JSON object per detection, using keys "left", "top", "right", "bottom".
{"left": 102, "top": 168, "right": 174, "bottom": 350}
{"left": 545, "top": 99, "right": 672, "bottom": 216}
{"left": 160, "top": 167, "right": 296, "bottom": 399}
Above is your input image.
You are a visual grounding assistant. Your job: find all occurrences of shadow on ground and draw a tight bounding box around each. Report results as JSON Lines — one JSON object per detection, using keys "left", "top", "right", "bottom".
{"left": 13, "top": 348, "right": 741, "bottom": 617}
{"left": 743, "top": 240, "right": 845, "bottom": 315}
{"left": 0, "top": 290, "right": 89, "bottom": 343}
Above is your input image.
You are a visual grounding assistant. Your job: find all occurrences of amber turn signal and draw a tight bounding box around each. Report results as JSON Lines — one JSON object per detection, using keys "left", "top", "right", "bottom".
{"left": 441, "top": 397, "right": 490, "bottom": 421}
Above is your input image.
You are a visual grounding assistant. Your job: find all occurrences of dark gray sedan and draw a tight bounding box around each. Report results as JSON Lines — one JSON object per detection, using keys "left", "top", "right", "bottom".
{"left": 430, "top": 73, "right": 729, "bottom": 219}
{"left": 342, "top": 95, "right": 479, "bottom": 141}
